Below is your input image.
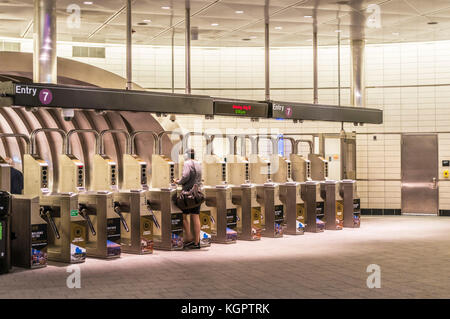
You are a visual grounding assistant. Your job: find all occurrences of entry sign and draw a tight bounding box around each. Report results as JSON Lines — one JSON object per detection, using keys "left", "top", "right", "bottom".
{"left": 272, "top": 103, "right": 294, "bottom": 119}
{"left": 213, "top": 100, "right": 269, "bottom": 118}
{"left": 15, "top": 84, "right": 53, "bottom": 106}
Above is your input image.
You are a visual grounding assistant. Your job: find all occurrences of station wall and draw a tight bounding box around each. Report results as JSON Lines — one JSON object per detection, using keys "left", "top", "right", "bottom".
{"left": 4, "top": 37, "right": 450, "bottom": 211}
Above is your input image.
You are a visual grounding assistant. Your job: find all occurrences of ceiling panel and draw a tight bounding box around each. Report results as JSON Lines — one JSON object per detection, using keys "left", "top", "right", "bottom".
{"left": 1, "top": 0, "right": 450, "bottom": 47}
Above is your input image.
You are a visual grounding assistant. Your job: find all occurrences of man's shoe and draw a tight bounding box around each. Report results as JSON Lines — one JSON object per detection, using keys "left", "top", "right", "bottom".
{"left": 183, "top": 241, "right": 194, "bottom": 249}
{"left": 188, "top": 243, "right": 201, "bottom": 250}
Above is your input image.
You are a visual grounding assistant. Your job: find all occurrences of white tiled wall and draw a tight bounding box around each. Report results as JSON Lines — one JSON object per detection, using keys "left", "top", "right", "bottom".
{"left": 7, "top": 36, "right": 450, "bottom": 210}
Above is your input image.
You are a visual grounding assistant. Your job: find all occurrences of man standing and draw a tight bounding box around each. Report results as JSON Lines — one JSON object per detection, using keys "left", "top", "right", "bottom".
{"left": 175, "top": 149, "right": 203, "bottom": 250}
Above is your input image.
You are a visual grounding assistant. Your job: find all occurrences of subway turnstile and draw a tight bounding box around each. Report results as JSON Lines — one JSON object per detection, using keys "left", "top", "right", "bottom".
{"left": 279, "top": 182, "right": 304, "bottom": 235}
{"left": 10, "top": 195, "right": 48, "bottom": 269}
{"left": 202, "top": 153, "right": 237, "bottom": 244}
{"left": 232, "top": 184, "right": 261, "bottom": 241}
{"left": 340, "top": 180, "right": 361, "bottom": 228}
{"left": 300, "top": 181, "right": 325, "bottom": 233}
{"left": 320, "top": 181, "right": 343, "bottom": 230}
{"left": 225, "top": 152, "right": 261, "bottom": 241}
{"left": 0, "top": 191, "right": 11, "bottom": 274}
{"left": 40, "top": 193, "right": 86, "bottom": 263}
{"left": 147, "top": 188, "right": 183, "bottom": 250}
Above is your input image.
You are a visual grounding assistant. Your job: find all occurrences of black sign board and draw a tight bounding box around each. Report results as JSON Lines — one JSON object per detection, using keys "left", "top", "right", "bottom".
{"left": 269, "top": 101, "right": 383, "bottom": 124}
{"left": 11, "top": 83, "right": 214, "bottom": 115}
{"left": 213, "top": 99, "right": 269, "bottom": 118}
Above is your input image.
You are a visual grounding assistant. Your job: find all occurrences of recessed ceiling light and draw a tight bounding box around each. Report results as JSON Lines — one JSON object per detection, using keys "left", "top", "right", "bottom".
{"left": 274, "top": 26, "right": 283, "bottom": 30}
{"left": 304, "top": 15, "right": 312, "bottom": 18}
{"left": 211, "top": 23, "right": 219, "bottom": 26}
{"left": 83, "top": 1, "right": 93, "bottom": 4}
{"left": 161, "top": 6, "right": 171, "bottom": 10}
{"left": 235, "top": 10, "right": 244, "bottom": 14}
{"left": 143, "top": 19, "right": 152, "bottom": 23}
{"left": 335, "top": 29, "right": 341, "bottom": 32}
{"left": 250, "top": 36, "right": 257, "bottom": 39}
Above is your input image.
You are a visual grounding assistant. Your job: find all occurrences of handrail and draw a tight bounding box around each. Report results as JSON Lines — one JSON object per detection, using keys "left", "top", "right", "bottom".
{"left": 130, "top": 131, "right": 158, "bottom": 155}
{"left": 99, "top": 129, "right": 131, "bottom": 155}
{"left": 209, "top": 134, "right": 235, "bottom": 155}
{"left": 281, "top": 133, "right": 314, "bottom": 154}
{"left": 66, "top": 129, "right": 100, "bottom": 155}
{"left": 255, "top": 135, "right": 278, "bottom": 155}
{"left": 30, "top": 128, "right": 67, "bottom": 155}
{"left": 0, "top": 133, "right": 31, "bottom": 154}
{"left": 278, "top": 136, "right": 296, "bottom": 154}
{"left": 183, "top": 132, "right": 211, "bottom": 156}
{"left": 230, "top": 134, "right": 257, "bottom": 156}
{"left": 157, "top": 131, "right": 184, "bottom": 155}
{"left": 294, "top": 139, "right": 314, "bottom": 155}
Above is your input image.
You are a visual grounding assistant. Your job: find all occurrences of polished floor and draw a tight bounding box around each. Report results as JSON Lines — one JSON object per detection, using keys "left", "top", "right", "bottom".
{"left": 1, "top": 216, "right": 449, "bottom": 299}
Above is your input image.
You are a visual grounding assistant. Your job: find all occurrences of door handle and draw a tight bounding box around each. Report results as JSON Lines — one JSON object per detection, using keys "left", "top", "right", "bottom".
{"left": 432, "top": 177, "right": 437, "bottom": 189}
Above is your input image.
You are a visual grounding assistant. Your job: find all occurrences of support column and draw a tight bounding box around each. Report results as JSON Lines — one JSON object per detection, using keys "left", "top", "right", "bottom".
{"left": 185, "top": 0, "right": 191, "bottom": 94}
{"left": 350, "top": 1, "right": 365, "bottom": 107}
{"left": 126, "top": 0, "right": 132, "bottom": 90}
{"left": 33, "top": 0, "right": 57, "bottom": 83}
{"left": 264, "top": 1, "right": 270, "bottom": 101}
{"left": 312, "top": 23, "right": 318, "bottom": 104}
{"left": 350, "top": 39, "right": 365, "bottom": 107}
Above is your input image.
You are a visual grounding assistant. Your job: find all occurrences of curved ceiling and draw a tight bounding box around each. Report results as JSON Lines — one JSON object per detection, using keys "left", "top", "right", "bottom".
{"left": 0, "top": 51, "right": 143, "bottom": 89}
{"left": 0, "top": 0, "right": 448, "bottom": 47}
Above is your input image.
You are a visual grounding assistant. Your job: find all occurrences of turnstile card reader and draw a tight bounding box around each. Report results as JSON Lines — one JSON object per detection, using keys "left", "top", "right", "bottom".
{"left": 151, "top": 155, "right": 177, "bottom": 189}
{"left": 24, "top": 154, "right": 49, "bottom": 197}
{"left": 11, "top": 195, "right": 48, "bottom": 269}
{"left": 59, "top": 154, "right": 85, "bottom": 193}
{"left": 91, "top": 154, "right": 118, "bottom": 192}
{"left": 309, "top": 154, "right": 329, "bottom": 181}
{"left": 290, "top": 154, "right": 311, "bottom": 182}
{"left": 123, "top": 154, "right": 148, "bottom": 191}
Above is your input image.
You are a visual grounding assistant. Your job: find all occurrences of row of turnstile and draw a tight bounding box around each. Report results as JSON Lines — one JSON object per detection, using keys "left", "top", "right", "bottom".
{"left": 0, "top": 130, "right": 360, "bottom": 275}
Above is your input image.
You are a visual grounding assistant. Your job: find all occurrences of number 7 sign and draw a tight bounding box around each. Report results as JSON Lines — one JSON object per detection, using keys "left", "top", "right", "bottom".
{"left": 39, "top": 89, "right": 53, "bottom": 105}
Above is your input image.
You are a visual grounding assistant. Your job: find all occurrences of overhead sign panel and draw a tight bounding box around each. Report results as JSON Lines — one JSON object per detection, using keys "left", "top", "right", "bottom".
{"left": 10, "top": 83, "right": 214, "bottom": 115}
{"left": 270, "top": 101, "right": 383, "bottom": 124}
{"left": 213, "top": 99, "right": 269, "bottom": 118}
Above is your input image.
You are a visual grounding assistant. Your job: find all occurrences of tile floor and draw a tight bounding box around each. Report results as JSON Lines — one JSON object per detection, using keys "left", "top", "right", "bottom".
{"left": 1, "top": 216, "right": 449, "bottom": 299}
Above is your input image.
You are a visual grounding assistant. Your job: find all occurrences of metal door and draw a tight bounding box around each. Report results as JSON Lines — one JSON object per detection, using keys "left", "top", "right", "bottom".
{"left": 401, "top": 134, "right": 438, "bottom": 215}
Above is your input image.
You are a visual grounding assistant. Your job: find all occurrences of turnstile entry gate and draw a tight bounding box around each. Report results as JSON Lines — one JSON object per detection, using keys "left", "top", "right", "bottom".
{"left": 0, "top": 191, "right": 11, "bottom": 274}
